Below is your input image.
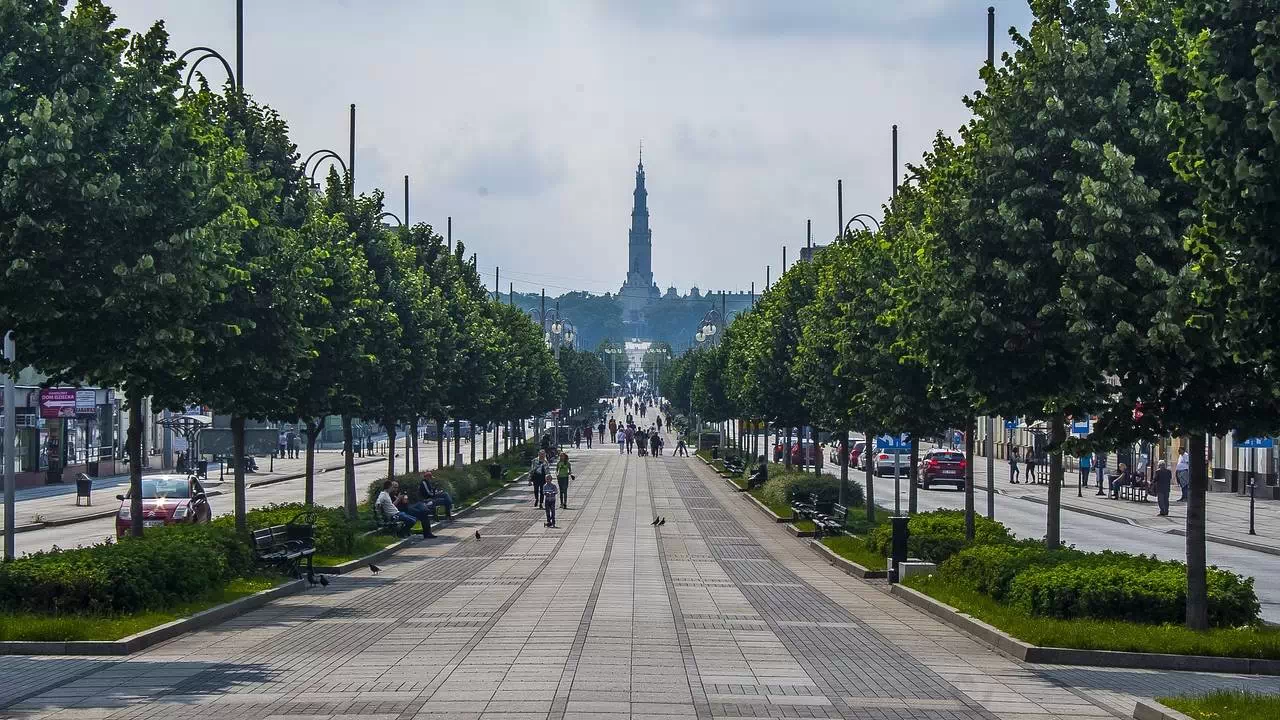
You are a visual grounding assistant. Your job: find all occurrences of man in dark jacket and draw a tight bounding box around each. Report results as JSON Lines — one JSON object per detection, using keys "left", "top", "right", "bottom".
{"left": 419, "top": 471, "right": 453, "bottom": 519}
{"left": 1153, "top": 460, "right": 1172, "bottom": 516}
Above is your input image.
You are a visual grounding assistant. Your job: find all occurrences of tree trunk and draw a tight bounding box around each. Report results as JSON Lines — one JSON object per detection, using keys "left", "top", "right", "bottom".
{"left": 125, "top": 389, "right": 145, "bottom": 538}
{"left": 784, "top": 426, "right": 792, "bottom": 470}
{"left": 386, "top": 418, "right": 397, "bottom": 480}
{"left": 865, "top": 430, "right": 875, "bottom": 523}
{"left": 453, "top": 419, "right": 461, "bottom": 467}
{"left": 231, "top": 414, "right": 247, "bottom": 534}
{"left": 964, "top": 416, "right": 976, "bottom": 541}
{"left": 470, "top": 423, "right": 476, "bottom": 464}
{"left": 342, "top": 415, "right": 356, "bottom": 520}
{"left": 410, "top": 418, "right": 419, "bottom": 473}
{"left": 1046, "top": 414, "right": 1065, "bottom": 550}
{"left": 304, "top": 419, "right": 319, "bottom": 505}
{"left": 483, "top": 424, "right": 488, "bottom": 459}
{"left": 437, "top": 418, "right": 444, "bottom": 468}
{"left": 813, "top": 427, "right": 821, "bottom": 477}
{"left": 909, "top": 437, "right": 919, "bottom": 515}
{"left": 839, "top": 429, "right": 849, "bottom": 507}
{"left": 1186, "top": 432, "right": 1209, "bottom": 630}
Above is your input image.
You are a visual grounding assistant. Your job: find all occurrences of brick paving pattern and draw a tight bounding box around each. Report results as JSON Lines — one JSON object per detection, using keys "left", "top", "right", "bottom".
{"left": 2, "top": 447, "right": 1278, "bottom": 720}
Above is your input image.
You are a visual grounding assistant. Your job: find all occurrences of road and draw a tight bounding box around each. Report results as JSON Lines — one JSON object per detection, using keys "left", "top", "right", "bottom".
{"left": 861, "top": 473, "right": 1280, "bottom": 623}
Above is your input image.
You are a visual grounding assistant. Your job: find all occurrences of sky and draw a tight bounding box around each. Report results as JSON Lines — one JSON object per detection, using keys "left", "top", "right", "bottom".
{"left": 102, "top": 0, "right": 1034, "bottom": 297}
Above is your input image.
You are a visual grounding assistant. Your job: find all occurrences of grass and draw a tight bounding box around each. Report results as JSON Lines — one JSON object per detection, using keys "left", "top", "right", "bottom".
{"left": 821, "top": 535, "right": 886, "bottom": 570}
{"left": 313, "top": 534, "right": 400, "bottom": 566}
{"left": 747, "top": 487, "right": 793, "bottom": 519}
{"left": 792, "top": 519, "right": 816, "bottom": 533}
{"left": 1159, "top": 691, "right": 1280, "bottom": 720}
{"left": 0, "top": 577, "right": 280, "bottom": 642}
{"left": 904, "top": 574, "right": 1280, "bottom": 659}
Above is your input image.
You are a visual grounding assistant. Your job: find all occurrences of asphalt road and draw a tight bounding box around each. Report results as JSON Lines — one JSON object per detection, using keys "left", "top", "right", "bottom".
{"left": 860, "top": 474, "right": 1280, "bottom": 624}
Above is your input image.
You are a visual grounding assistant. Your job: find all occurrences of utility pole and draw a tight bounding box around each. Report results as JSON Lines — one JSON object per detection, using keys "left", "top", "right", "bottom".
{"left": 349, "top": 104, "right": 356, "bottom": 194}
{"left": 3, "top": 330, "right": 15, "bottom": 561}
{"left": 235, "top": 0, "right": 243, "bottom": 92}
{"left": 987, "top": 5, "right": 997, "bottom": 521}
{"left": 837, "top": 179, "right": 843, "bottom": 241}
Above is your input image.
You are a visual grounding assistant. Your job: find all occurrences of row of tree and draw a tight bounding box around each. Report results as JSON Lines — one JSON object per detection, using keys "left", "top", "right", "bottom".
{"left": 0, "top": 1, "right": 582, "bottom": 535}
{"left": 665, "top": 0, "right": 1280, "bottom": 630}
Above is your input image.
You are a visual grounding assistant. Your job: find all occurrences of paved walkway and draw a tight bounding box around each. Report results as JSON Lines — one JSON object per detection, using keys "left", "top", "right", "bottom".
{"left": 3, "top": 450, "right": 1278, "bottom": 720}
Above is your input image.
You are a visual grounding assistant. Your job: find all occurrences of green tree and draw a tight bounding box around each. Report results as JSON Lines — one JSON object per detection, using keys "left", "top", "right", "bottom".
{"left": 558, "top": 347, "right": 609, "bottom": 422}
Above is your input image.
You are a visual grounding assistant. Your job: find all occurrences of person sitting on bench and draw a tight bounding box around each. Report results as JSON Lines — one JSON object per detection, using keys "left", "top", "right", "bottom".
{"left": 1109, "top": 463, "right": 1134, "bottom": 498}
{"left": 377, "top": 479, "right": 421, "bottom": 536}
{"left": 419, "top": 471, "right": 453, "bottom": 519}
{"left": 393, "top": 480, "right": 437, "bottom": 539}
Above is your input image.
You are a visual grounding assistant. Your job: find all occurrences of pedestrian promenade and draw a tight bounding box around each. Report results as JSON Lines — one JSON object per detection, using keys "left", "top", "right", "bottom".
{"left": 2, "top": 449, "right": 1276, "bottom": 720}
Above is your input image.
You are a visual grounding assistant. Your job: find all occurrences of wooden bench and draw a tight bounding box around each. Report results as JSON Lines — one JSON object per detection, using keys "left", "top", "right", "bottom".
{"left": 373, "top": 500, "right": 441, "bottom": 536}
{"left": 252, "top": 513, "right": 316, "bottom": 582}
{"left": 813, "top": 503, "right": 848, "bottom": 539}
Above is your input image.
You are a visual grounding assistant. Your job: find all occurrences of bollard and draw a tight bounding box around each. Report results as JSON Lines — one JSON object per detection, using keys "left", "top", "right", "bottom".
{"left": 889, "top": 515, "right": 909, "bottom": 583}
{"left": 1250, "top": 478, "right": 1257, "bottom": 536}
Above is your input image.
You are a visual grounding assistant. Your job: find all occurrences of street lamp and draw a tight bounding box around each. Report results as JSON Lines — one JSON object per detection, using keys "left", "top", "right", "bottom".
{"left": 842, "top": 214, "right": 881, "bottom": 236}
{"left": 697, "top": 307, "right": 723, "bottom": 346}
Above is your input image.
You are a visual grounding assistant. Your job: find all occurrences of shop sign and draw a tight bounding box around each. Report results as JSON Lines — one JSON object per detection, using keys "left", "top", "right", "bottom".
{"left": 39, "top": 388, "right": 77, "bottom": 418}
{"left": 75, "top": 389, "right": 97, "bottom": 415}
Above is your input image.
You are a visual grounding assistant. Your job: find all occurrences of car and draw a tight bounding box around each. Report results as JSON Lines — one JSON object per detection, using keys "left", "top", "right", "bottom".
{"left": 829, "top": 439, "right": 867, "bottom": 469}
{"left": 789, "top": 439, "right": 822, "bottom": 466}
{"left": 873, "top": 449, "right": 910, "bottom": 477}
{"left": 115, "top": 474, "right": 211, "bottom": 538}
{"left": 917, "top": 449, "right": 968, "bottom": 489}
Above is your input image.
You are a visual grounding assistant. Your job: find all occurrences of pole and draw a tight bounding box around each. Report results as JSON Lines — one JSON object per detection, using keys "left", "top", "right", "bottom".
{"left": 987, "top": 416, "right": 996, "bottom": 518}
{"left": 495, "top": 266, "right": 500, "bottom": 303}
{"left": 1250, "top": 477, "right": 1257, "bottom": 535}
{"left": 404, "top": 175, "right": 409, "bottom": 226}
{"left": 894, "top": 450, "right": 901, "bottom": 516}
{"left": 235, "top": 0, "right": 243, "bottom": 92}
{"left": 766, "top": 265, "right": 771, "bottom": 290}
{"left": 806, "top": 219, "right": 811, "bottom": 251}
{"left": 750, "top": 282, "right": 755, "bottom": 308}
{"left": 509, "top": 282, "right": 513, "bottom": 307}
{"left": 892, "top": 124, "right": 898, "bottom": 199}
{"left": 447, "top": 216, "right": 452, "bottom": 253}
{"left": 837, "top": 179, "right": 843, "bottom": 241}
{"left": 3, "top": 331, "right": 15, "bottom": 561}
{"left": 988, "top": 6, "right": 996, "bottom": 71}
{"left": 349, "top": 104, "right": 356, "bottom": 194}
{"left": 783, "top": 246, "right": 787, "bottom": 274}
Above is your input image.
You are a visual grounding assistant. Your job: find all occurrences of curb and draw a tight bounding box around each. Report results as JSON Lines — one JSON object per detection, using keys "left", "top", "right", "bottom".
{"left": 1133, "top": 700, "right": 1196, "bottom": 720}
{"left": 888, "top": 583, "right": 1280, "bottom": 676}
{"left": 0, "top": 579, "right": 305, "bottom": 656}
{"left": 314, "top": 473, "right": 528, "bottom": 575}
{"left": 807, "top": 539, "right": 887, "bottom": 579}
{"left": 3, "top": 458, "right": 384, "bottom": 535}
{"left": 741, "top": 492, "right": 792, "bottom": 523}
{"left": 1166, "top": 528, "right": 1280, "bottom": 558}
{"left": 1019, "top": 494, "right": 1140, "bottom": 526}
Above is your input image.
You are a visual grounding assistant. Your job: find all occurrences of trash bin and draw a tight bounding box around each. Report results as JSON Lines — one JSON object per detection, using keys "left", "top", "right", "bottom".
{"left": 75, "top": 472, "right": 93, "bottom": 507}
{"left": 711, "top": 445, "right": 720, "bottom": 460}
{"left": 488, "top": 464, "right": 502, "bottom": 480}
{"left": 196, "top": 459, "right": 209, "bottom": 479}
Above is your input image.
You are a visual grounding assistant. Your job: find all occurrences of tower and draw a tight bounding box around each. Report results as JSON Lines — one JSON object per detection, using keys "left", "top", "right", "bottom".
{"left": 620, "top": 148, "right": 660, "bottom": 330}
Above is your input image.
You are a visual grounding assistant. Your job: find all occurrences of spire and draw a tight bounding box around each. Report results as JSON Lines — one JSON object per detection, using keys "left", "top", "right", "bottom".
{"left": 638, "top": 140, "right": 643, "bottom": 170}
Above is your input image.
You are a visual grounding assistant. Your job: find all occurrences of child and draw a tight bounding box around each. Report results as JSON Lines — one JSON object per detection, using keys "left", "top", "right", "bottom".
{"left": 542, "top": 476, "right": 559, "bottom": 528}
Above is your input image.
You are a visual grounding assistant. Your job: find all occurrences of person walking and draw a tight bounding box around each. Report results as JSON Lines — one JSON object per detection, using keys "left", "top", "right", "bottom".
{"left": 649, "top": 430, "right": 660, "bottom": 457}
{"left": 1153, "top": 460, "right": 1172, "bottom": 516}
{"left": 625, "top": 426, "right": 635, "bottom": 454}
{"left": 1008, "top": 447, "right": 1020, "bottom": 484}
{"left": 556, "top": 451, "right": 573, "bottom": 509}
{"left": 608, "top": 417, "right": 617, "bottom": 440}
{"left": 1175, "top": 448, "right": 1190, "bottom": 502}
{"left": 585, "top": 427, "right": 592, "bottom": 449}
{"left": 574, "top": 428, "right": 581, "bottom": 449}
{"left": 286, "top": 429, "right": 299, "bottom": 459}
{"left": 657, "top": 415, "right": 663, "bottom": 432}
{"left": 1025, "top": 452, "right": 1037, "bottom": 483}
{"left": 616, "top": 428, "right": 626, "bottom": 454}
{"left": 597, "top": 420, "right": 606, "bottom": 444}
{"left": 1094, "top": 451, "right": 1108, "bottom": 495}
{"left": 542, "top": 474, "right": 559, "bottom": 528}
{"left": 676, "top": 437, "right": 688, "bottom": 457}
{"left": 530, "top": 450, "right": 550, "bottom": 507}
{"left": 1078, "top": 453, "right": 1091, "bottom": 488}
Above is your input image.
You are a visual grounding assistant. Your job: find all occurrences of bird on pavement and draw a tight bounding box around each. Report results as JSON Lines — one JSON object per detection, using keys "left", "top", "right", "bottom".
{"left": 307, "top": 576, "right": 319, "bottom": 587}
{"left": 659, "top": 518, "right": 666, "bottom": 526}
{"left": 651, "top": 517, "right": 660, "bottom": 526}
{"left": 319, "top": 575, "right": 329, "bottom": 587}
{"left": 475, "top": 530, "right": 482, "bottom": 541}
{"left": 369, "top": 563, "right": 382, "bottom": 574}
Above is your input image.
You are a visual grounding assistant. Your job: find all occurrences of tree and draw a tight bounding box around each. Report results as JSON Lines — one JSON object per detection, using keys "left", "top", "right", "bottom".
{"left": 0, "top": 7, "right": 230, "bottom": 536}
{"left": 558, "top": 347, "right": 609, "bottom": 421}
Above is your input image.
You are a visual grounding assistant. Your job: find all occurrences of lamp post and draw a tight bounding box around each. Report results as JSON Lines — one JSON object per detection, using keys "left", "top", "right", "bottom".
{"left": 842, "top": 214, "right": 881, "bottom": 236}
{"left": 3, "top": 330, "right": 15, "bottom": 562}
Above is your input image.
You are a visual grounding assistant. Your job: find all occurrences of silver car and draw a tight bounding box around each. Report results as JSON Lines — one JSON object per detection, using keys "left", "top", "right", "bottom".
{"left": 872, "top": 449, "right": 910, "bottom": 477}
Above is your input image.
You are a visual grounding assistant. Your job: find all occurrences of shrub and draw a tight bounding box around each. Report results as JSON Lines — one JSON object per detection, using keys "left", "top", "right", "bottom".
{"left": 941, "top": 543, "right": 1086, "bottom": 599}
{"left": 1007, "top": 562, "right": 1260, "bottom": 628}
{"left": 760, "top": 467, "right": 865, "bottom": 511}
{"left": 866, "top": 509, "right": 1013, "bottom": 564}
{"left": 213, "top": 503, "right": 357, "bottom": 556}
{"left": 0, "top": 523, "right": 254, "bottom": 616}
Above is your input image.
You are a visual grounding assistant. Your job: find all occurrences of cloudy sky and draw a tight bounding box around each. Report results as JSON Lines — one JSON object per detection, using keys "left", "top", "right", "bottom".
{"left": 105, "top": 0, "right": 1033, "bottom": 296}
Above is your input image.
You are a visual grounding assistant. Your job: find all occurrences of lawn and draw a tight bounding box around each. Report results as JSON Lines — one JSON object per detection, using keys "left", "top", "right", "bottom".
{"left": 821, "top": 535, "right": 886, "bottom": 570}
{"left": 904, "top": 574, "right": 1280, "bottom": 659}
{"left": 313, "top": 533, "right": 400, "bottom": 566}
{"left": 747, "top": 487, "right": 792, "bottom": 519}
{"left": 1159, "top": 691, "right": 1280, "bottom": 720}
{"left": 792, "top": 519, "right": 816, "bottom": 533}
{"left": 0, "top": 577, "right": 280, "bottom": 642}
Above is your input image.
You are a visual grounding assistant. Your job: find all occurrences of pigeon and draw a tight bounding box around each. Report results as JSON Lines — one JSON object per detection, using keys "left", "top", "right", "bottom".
{"left": 369, "top": 563, "right": 382, "bottom": 574}
{"left": 475, "top": 530, "right": 482, "bottom": 541}
{"left": 651, "top": 517, "right": 660, "bottom": 526}
{"left": 658, "top": 518, "right": 666, "bottom": 526}
{"left": 307, "top": 576, "right": 320, "bottom": 587}
{"left": 319, "top": 575, "right": 329, "bottom": 587}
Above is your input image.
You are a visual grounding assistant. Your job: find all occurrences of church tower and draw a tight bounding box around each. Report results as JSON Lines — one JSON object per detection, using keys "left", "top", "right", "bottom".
{"left": 619, "top": 148, "right": 660, "bottom": 330}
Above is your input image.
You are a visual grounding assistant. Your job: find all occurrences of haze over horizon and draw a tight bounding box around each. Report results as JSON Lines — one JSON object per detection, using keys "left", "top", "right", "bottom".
{"left": 104, "top": 0, "right": 1033, "bottom": 296}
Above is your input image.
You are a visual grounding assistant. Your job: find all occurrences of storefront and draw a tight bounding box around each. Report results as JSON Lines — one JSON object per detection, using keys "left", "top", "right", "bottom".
{"left": 0, "top": 386, "right": 119, "bottom": 489}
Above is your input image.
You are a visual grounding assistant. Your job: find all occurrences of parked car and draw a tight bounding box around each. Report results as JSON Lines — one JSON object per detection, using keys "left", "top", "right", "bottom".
{"left": 917, "top": 449, "right": 968, "bottom": 490}
{"left": 790, "top": 439, "right": 822, "bottom": 466}
{"left": 829, "top": 438, "right": 867, "bottom": 469}
{"left": 872, "top": 449, "right": 910, "bottom": 477}
{"left": 115, "top": 474, "right": 211, "bottom": 538}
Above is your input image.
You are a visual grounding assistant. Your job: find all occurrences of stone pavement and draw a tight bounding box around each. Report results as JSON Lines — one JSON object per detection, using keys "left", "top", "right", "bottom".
{"left": 3, "top": 449, "right": 1278, "bottom": 720}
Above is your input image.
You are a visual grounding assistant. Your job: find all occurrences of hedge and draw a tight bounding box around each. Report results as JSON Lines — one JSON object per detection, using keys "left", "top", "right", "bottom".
{"left": 367, "top": 440, "right": 538, "bottom": 508}
{"left": 0, "top": 523, "right": 254, "bottom": 615}
{"left": 866, "top": 509, "right": 1013, "bottom": 563}
{"left": 760, "top": 466, "right": 864, "bottom": 511}
{"left": 213, "top": 503, "right": 358, "bottom": 556}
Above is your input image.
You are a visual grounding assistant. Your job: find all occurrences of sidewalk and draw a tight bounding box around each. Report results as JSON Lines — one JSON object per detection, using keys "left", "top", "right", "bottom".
{"left": 968, "top": 451, "right": 1280, "bottom": 554}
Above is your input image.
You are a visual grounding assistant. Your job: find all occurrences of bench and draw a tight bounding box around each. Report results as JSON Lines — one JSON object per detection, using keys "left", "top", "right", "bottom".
{"left": 372, "top": 499, "right": 440, "bottom": 536}
{"left": 723, "top": 456, "right": 746, "bottom": 475}
{"left": 789, "top": 492, "right": 819, "bottom": 522}
{"left": 253, "top": 512, "right": 316, "bottom": 582}
{"left": 813, "top": 503, "right": 848, "bottom": 539}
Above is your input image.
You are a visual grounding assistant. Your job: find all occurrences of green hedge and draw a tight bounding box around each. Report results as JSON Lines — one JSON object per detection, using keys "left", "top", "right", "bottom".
{"left": 0, "top": 523, "right": 254, "bottom": 616}
{"left": 938, "top": 539, "right": 1261, "bottom": 628}
{"left": 760, "top": 466, "right": 864, "bottom": 511}
{"left": 213, "top": 503, "right": 358, "bottom": 556}
{"left": 368, "top": 441, "right": 537, "bottom": 508}
{"left": 866, "top": 509, "right": 1013, "bottom": 563}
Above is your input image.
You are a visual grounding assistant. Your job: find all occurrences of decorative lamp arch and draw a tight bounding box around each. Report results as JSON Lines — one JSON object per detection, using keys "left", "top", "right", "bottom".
{"left": 178, "top": 47, "right": 236, "bottom": 93}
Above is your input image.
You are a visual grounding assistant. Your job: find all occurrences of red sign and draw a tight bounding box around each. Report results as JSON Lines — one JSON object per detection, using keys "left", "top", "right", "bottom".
{"left": 40, "top": 388, "right": 77, "bottom": 418}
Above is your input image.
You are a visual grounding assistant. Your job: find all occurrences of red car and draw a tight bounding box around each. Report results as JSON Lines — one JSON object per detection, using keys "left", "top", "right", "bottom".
{"left": 116, "top": 474, "right": 212, "bottom": 538}
{"left": 917, "top": 449, "right": 967, "bottom": 490}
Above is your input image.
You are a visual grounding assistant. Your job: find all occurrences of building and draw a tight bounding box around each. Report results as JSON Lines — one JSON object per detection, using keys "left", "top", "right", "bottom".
{"left": 618, "top": 151, "right": 662, "bottom": 332}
